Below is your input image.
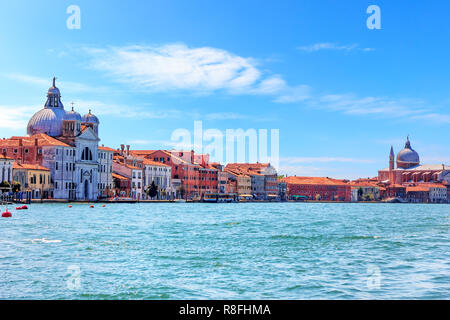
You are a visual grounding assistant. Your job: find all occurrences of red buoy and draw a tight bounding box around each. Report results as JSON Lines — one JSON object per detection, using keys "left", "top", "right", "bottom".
{"left": 68, "top": 205, "right": 72, "bottom": 208}
{"left": 2, "top": 211, "right": 12, "bottom": 218}
{"left": 21, "top": 205, "right": 28, "bottom": 210}
{"left": 102, "top": 204, "right": 106, "bottom": 207}
{"left": 90, "top": 205, "right": 94, "bottom": 208}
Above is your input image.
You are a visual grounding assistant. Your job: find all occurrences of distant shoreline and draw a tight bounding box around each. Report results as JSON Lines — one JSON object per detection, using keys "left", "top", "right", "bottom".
{"left": 4, "top": 199, "right": 448, "bottom": 205}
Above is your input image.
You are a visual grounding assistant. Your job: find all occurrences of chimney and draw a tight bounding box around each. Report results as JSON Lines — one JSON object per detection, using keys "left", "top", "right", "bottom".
{"left": 120, "top": 144, "right": 125, "bottom": 155}
{"left": 126, "top": 145, "right": 130, "bottom": 156}
{"left": 191, "top": 150, "right": 194, "bottom": 164}
{"left": 35, "top": 138, "right": 39, "bottom": 161}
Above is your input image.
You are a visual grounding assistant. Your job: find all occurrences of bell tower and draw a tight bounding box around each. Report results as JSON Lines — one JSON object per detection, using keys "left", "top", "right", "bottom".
{"left": 389, "top": 145, "right": 395, "bottom": 170}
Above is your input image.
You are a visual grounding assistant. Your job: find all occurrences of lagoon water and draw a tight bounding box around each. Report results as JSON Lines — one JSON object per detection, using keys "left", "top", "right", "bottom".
{"left": 0, "top": 202, "right": 449, "bottom": 299}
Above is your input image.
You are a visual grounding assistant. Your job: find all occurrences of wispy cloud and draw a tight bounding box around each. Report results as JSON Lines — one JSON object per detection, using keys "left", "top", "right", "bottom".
{"left": 84, "top": 43, "right": 310, "bottom": 103}
{"left": 297, "top": 43, "right": 375, "bottom": 52}
{"left": 0, "top": 105, "right": 38, "bottom": 130}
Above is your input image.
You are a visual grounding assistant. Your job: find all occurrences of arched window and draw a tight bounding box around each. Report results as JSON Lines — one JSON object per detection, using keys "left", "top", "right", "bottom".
{"left": 81, "top": 147, "right": 93, "bottom": 161}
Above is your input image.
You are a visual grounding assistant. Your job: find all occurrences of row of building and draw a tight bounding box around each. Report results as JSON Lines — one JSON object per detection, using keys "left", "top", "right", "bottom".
{"left": 0, "top": 79, "right": 449, "bottom": 203}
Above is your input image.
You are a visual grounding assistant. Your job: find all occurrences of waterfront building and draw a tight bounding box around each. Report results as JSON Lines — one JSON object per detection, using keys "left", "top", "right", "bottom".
{"left": 384, "top": 184, "right": 406, "bottom": 200}
{"left": 225, "top": 169, "right": 251, "bottom": 198}
{"left": 98, "top": 145, "right": 114, "bottom": 199}
{"left": 406, "top": 186, "right": 429, "bottom": 203}
{"left": 225, "top": 163, "right": 278, "bottom": 199}
{"left": 142, "top": 158, "right": 173, "bottom": 199}
{"left": 378, "top": 137, "right": 450, "bottom": 185}
{"left": 428, "top": 184, "right": 447, "bottom": 203}
{"left": 282, "top": 176, "right": 351, "bottom": 201}
{"left": 113, "top": 160, "right": 143, "bottom": 200}
{"left": 112, "top": 172, "right": 131, "bottom": 198}
{"left": 349, "top": 178, "right": 380, "bottom": 202}
{"left": 12, "top": 163, "right": 52, "bottom": 199}
{"left": 0, "top": 154, "right": 13, "bottom": 185}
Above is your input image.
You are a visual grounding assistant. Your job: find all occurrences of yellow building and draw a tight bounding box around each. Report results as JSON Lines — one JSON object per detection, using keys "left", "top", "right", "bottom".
{"left": 13, "top": 163, "right": 53, "bottom": 199}
{"left": 237, "top": 174, "right": 252, "bottom": 197}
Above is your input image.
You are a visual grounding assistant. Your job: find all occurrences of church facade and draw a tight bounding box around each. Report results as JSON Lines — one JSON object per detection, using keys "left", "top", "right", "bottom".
{"left": 1, "top": 78, "right": 104, "bottom": 201}
{"left": 378, "top": 136, "right": 450, "bottom": 185}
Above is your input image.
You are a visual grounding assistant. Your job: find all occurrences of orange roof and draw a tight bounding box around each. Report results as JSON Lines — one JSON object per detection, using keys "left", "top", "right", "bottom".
{"left": 130, "top": 150, "right": 157, "bottom": 155}
{"left": 0, "top": 154, "right": 13, "bottom": 160}
{"left": 112, "top": 173, "right": 129, "bottom": 180}
{"left": 406, "top": 186, "right": 430, "bottom": 192}
{"left": 0, "top": 134, "right": 70, "bottom": 148}
{"left": 98, "top": 146, "right": 116, "bottom": 152}
{"left": 13, "top": 163, "right": 50, "bottom": 171}
{"left": 282, "top": 176, "right": 349, "bottom": 186}
{"left": 143, "top": 158, "right": 170, "bottom": 167}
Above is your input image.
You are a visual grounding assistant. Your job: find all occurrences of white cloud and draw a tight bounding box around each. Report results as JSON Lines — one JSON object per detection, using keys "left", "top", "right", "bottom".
{"left": 84, "top": 44, "right": 311, "bottom": 103}
{"left": 86, "top": 44, "right": 262, "bottom": 93}
{"left": 0, "top": 105, "right": 38, "bottom": 130}
{"left": 297, "top": 43, "right": 375, "bottom": 52}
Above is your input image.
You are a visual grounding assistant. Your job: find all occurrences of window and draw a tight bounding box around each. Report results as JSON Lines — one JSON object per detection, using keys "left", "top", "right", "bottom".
{"left": 55, "top": 162, "right": 59, "bottom": 170}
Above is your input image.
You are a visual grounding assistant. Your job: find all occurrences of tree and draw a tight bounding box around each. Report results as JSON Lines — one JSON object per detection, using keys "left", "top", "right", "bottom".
{"left": 146, "top": 181, "right": 158, "bottom": 199}
{"left": 0, "top": 181, "right": 11, "bottom": 192}
{"left": 364, "top": 193, "right": 374, "bottom": 201}
{"left": 12, "top": 181, "right": 21, "bottom": 193}
{"left": 357, "top": 187, "right": 364, "bottom": 201}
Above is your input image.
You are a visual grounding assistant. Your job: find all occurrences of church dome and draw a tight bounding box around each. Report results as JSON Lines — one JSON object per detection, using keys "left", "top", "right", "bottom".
{"left": 27, "top": 107, "right": 67, "bottom": 137}
{"left": 27, "top": 77, "right": 66, "bottom": 137}
{"left": 82, "top": 110, "right": 99, "bottom": 124}
{"left": 396, "top": 136, "right": 420, "bottom": 168}
{"left": 64, "top": 107, "right": 82, "bottom": 121}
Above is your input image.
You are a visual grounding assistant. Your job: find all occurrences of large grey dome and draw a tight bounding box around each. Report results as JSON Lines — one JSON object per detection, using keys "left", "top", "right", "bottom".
{"left": 27, "top": 107, "right": 67, "bottom": 137}
{"left": 396, "top": 136, "right": 420, "bottom": 168}
{"left": 27, "top": 77, "right": 67, "bottom": 137}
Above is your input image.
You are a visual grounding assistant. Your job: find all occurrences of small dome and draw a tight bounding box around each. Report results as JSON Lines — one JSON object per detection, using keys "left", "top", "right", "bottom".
{"left": 64, "top": 107, "right": 82, "bottom": 121}
{"left": 47, "top": 86, "right": 61, "bottom": 96}
{"left": 82, "top": 109, "right": 99, "bottom": 124}
{"left": 27, "top": 108, "right": 66, "bottom": 137}
{"left": 396, "top": 136, "right": 420, "bottom": 168}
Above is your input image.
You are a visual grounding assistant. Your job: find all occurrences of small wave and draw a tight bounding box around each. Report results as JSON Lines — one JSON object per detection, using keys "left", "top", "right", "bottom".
{"left": 31, "top": 238, "right": 62, "bottom": 244}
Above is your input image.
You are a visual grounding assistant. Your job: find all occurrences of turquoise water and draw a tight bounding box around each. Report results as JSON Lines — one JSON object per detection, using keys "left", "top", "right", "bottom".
{"left": 0, "top": 203, "right": 449, "bottom": 299}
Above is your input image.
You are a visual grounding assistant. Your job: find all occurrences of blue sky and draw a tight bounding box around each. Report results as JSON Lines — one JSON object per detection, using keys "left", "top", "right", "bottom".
{"left": 0, "top": 0, "right": 449, "bottom": 179}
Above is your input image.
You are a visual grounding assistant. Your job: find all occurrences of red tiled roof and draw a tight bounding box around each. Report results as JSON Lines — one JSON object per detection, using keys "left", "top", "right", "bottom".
{"left": 0, "top": 134, "right": 70, "bottom": 148}
{"left": 13, "top": 163, "right": 50, "bottom": 171}
{"left": 282, "top": 176, "right": 349, "bottom": 186}
{"left": 142, "top": 159, "right": 170, "bottom": 167}
{"left": 0, "top": 154, "right": 13, "bottom": 160}
{"left": 98, "top": 146, "right": 116, "bottom": 152}
{"left": 406, "top": 186, "right": 430, "bottom": 192}
{"left": 112, "top": 173, "right": 129, "bottom": 180}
